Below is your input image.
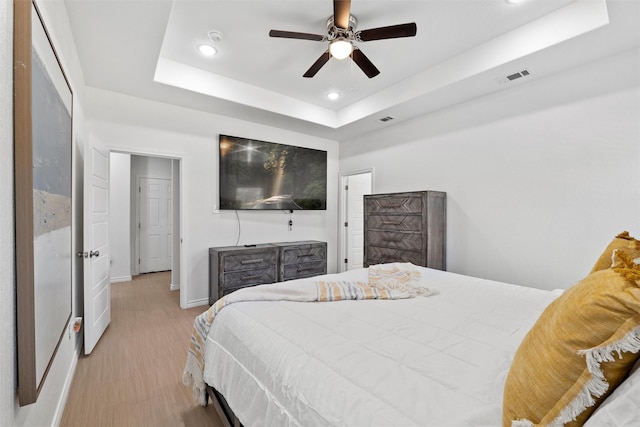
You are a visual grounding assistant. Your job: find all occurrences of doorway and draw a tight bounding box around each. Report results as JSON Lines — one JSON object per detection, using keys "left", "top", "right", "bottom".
{"left": 109, "top": 153, "right": 182, "bottom": 294}
{"left": 339, "top": 170, "right": 373, "bottom": 272}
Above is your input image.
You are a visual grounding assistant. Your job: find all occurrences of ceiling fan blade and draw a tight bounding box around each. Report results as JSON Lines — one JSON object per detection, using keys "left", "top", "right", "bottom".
{"left": 333, "top": 0, "right": 351, "bottom": 29}
{"left": 351, "top": 48, "right": 380, "bottom": 78}
{"left": 303, "top": 51, "right": 332, "bottom": 78}
{"left": 358, "top": 23, "right": 417, "bottom": 42}
{"left": 269, "top": 30, "right": 325, "bottom": 41}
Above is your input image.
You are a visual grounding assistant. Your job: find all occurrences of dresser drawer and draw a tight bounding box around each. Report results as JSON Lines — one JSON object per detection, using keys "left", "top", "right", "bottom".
{"left": 221, "top": 250, "right": 277, "bottom": 272}
{"left": 365, "top": 195, "right": 423, "bottom": 214}
{"left": 366, "top": 215, "right": 422, "bottom": 232}
{"left": 367, "top": 230, "right": 423, "bottom": 251}
{"left": 281, "top": 261, "right": 327, "bottom": 281}
{"left": 281, "top": 245, "right": 326, "bottom": 265}
{"left": 367, "top": 246, "right": 423, "bottom": 266}
{"left": 222, "top": 267, "right": 277, "bottom": 292}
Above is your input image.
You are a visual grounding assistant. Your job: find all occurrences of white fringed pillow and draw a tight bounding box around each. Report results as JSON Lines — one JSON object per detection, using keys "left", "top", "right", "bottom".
{"left": 585, "top": 359, "right": 640, "bottom": 426}
{"left": 503, "top": 250, "right": 640, "bottom": 426}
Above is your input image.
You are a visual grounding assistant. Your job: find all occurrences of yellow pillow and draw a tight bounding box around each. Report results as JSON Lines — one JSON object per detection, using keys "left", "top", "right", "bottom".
{"left": 590, "top": 231, "right": 640, "bottom": 273}
{"left": 503, "top": 250, "right": 640, "bottom": 427}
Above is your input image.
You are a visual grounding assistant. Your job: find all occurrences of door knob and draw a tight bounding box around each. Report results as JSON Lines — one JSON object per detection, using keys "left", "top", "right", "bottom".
{"left": 77, "top": 250, "right": 100, "bottom": 259}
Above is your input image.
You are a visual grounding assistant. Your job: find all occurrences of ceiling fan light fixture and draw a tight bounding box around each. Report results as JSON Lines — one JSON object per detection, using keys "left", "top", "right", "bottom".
{"left": 329, "top": 38, "right": 353, "bottom": 60}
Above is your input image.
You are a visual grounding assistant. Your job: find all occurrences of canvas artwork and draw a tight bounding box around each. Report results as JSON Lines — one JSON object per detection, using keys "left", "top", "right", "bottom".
{"left": 31, "top": 16, "right": 73, "bottom": 386}
{"left": 14, "top": 1, "right": 73, "bottom": 405}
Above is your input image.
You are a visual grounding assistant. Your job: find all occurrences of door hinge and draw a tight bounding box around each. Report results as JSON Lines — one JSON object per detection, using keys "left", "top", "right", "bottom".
{"left": 139, "top": 186, "right": 141, "bottom": 193}
{"left": 138, "top": 259, "right": 140, "bottom": 264}
{"left": 344, "top": 222, "right": 348, "bottom": 227}
{"left": 344, "top": 258, "right": 348, "bottom": 264}
{"left": 345, "top": 185, "right": 348, "bottom": 190}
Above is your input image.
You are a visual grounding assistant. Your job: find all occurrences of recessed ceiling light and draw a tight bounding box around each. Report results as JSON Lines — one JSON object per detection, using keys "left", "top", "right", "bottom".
{"left": 198, "top": 44, "right": 217, "bottom": 57}
{"left": 327, "top": 91, "right": 340, "bottom": 100}
{"left": 505, "top": 0, "right": 526, "bottom": 3}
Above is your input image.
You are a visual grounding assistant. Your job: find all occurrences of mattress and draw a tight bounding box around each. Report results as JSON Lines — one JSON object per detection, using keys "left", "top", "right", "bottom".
{"left": 203, "top": 267, "right": 562, "bottom": 427}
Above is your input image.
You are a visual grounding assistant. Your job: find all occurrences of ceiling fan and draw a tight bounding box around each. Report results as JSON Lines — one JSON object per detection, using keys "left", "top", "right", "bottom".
{"left": 269, "top": 0, "right": 417, "bottom": 79}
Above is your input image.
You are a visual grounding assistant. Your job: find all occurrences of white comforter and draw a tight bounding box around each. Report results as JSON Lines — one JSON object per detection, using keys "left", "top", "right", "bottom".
{"left": 203, "top": 267, "right": 562, "bottom": 427}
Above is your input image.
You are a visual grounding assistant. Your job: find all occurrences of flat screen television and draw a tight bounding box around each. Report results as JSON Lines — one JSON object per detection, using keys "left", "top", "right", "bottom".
{"left": 218, "top": 134, "right": 327, "bottom": 210}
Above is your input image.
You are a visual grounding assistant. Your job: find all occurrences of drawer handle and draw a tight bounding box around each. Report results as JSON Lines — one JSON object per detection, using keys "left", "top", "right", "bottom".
{"left": 241, "top": 259, "right": 263, "bottom": 265}
{"left": 383, "top": 205, "right": 403, "bottom": 208}
{"left": 297, "top": 253, "right": 314, "bottom": 258}
{"left": 381, "top": 221, "right": 403, "bottom": 226}
{"left": 242, "top": 275, "right": 262, "bottom": 281}
{"left": 297, "top": 267, "right": 316, "bottom": 272}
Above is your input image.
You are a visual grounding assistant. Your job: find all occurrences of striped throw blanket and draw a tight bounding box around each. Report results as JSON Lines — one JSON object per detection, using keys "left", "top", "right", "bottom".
{"left": 182, "top": 280, "right": 413, "bottom": 405}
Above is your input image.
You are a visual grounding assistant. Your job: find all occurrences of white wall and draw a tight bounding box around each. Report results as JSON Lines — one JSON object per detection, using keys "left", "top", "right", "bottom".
{"left": 109, "top": 152, "right": 132, "bottom": 282}
{"left": 131, "top": 154, "right": 172, "bottom": 180}
{"left": 86, "top": 88, "right": 340, "bottom": 307}
{"left": 340, "top": 49, "right": 640, "bottom": 291}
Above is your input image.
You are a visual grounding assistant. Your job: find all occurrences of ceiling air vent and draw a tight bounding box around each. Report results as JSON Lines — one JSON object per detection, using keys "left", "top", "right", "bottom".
{"left": 495, "top": 69, "right": 532, "bottom": 85}
{"left": 377, "top": 116, "right": 395, "bottom": 123}
{"left": 507, "top": 69, "right": 530, "bottom": 81}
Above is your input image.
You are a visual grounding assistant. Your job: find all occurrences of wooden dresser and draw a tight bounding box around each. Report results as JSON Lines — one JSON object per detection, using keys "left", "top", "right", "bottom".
{"left": 364, "top": 191, "right": 446, "bottom": 270}
{"left": 209, "top": 240, "right": 327, "bottom": 304}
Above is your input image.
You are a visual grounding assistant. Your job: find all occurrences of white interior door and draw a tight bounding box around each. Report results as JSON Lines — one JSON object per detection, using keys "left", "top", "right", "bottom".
{"left": 345, "top": 172, "right": 372, "bottom": 271}
{"left": 139, "top": 177, "right": 172, "bottom": 273}
{"left": 83, "top": 135, "right": 110, "bottom": 355}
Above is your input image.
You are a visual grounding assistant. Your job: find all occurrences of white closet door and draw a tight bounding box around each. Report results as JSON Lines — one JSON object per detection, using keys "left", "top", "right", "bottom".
{"left": 139, "top": 177, "right": 172, "bottom": 273}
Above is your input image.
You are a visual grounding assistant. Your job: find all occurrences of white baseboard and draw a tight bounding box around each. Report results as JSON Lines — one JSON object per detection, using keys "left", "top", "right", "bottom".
{"left": 186, "top": 298, "right": 209, "bottom": 309}
{"left": 169, "top": 283, "right": 180, "bottom": 291}
{"left": 110, "top": 275, "right": 132, "bottom": 283}
{"left": 52, "top": 335, "right": 82, "bottom": 427}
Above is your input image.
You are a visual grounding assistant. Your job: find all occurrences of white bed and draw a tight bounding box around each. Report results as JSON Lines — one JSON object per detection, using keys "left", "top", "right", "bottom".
{"left": 184, "top": 232, "right": 640, "bottom": 427}
{"left": 201, "top": 266, "right": 561, "bottom": 426}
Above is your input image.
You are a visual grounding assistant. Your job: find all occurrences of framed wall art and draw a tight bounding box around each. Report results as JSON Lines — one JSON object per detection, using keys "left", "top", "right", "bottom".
{"left": 14, "top": 0, "right": 73, "bottom": 406}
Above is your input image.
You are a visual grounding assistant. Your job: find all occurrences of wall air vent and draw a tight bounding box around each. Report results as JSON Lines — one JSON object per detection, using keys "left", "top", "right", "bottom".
{"left": 377, "top": 116, "right": 395, "bottom": 123}
{"left": 495, "top": 69, "right": 532, "bottom": 85}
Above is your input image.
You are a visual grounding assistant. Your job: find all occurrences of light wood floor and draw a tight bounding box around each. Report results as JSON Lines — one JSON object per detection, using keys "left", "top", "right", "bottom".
{"left": 60, "top": 272, "right": 224, "bottom": 427}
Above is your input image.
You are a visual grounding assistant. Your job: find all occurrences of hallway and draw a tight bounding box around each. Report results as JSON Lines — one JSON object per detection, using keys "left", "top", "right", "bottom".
{"left": 60, "top": 272, "right": 223, "bottom": 426}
